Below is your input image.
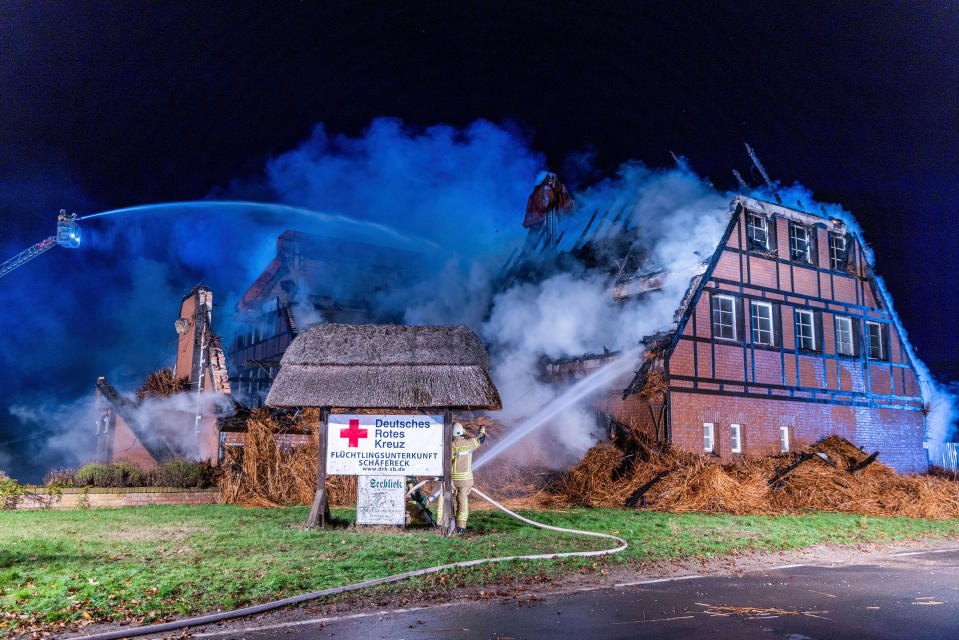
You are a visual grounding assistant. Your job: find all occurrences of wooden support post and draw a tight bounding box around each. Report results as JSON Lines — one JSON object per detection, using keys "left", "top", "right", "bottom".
{"left": 442, "top": 408, "right": 454, "bottom": 537}
{"left": 305, "top": 407, "right": 330, "bottom": 529}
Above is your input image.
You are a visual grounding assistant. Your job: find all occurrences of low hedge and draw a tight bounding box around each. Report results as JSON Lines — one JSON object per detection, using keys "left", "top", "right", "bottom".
{"left": 45, "top": 460, "right": 218, "bottom": 489}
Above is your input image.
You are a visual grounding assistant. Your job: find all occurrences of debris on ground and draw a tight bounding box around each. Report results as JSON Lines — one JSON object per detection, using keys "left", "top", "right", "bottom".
{"left": 218, "top": 409, "right": 959, "bottom": 519}
{"left": 549, "top": 433, "right": 959, "bottom": 518}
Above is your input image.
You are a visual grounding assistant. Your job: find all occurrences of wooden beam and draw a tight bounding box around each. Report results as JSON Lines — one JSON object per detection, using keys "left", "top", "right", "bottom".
{"left": 442, "top": 408, "right": 454, "bottom": 537}
{"left": 305, "top": 407, "right": 330, "bottom": 529}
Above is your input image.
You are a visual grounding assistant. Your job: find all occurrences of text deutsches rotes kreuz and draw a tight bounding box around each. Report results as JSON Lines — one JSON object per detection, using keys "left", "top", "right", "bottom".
{"left": 327, "top": 416, "right": 444, "bottom": 475}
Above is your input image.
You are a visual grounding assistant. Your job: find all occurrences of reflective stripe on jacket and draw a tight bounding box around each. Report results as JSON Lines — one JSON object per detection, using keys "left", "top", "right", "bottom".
{"left": 451, "top": 435, "right": 482, "bottom": 482}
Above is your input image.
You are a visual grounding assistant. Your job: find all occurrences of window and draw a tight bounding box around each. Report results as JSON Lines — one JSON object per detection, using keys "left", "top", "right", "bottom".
{"left": 795, "top": 310, "right": 816, "bottom": 351}
{"left": 780, "top": 426, "right": 790, "bottom": 452}
{"left": 704, "top": 423, "right": 715, "bottom": 453}
{"left": 829, "top": 233, "right": 848, "bottom": 271}
{"left": 835, "top": 316, "right": 855, "bottom": 357}
{"left": 712, "top": 295, "right": 736, "bottom": 341}
{"left": 750, "top": 301, "right": 774, "bottom": 346}
{"left": 867, "top": 321, "right": 886, "bottom": 360}
{"left": 730, "top": 424, "right": 742, "bottom": 453}
{"left": 790, "top": 224, "right": 812, "bottom": 263}
{"left": 746, "top": 214, "right": 769, "bottom": 250}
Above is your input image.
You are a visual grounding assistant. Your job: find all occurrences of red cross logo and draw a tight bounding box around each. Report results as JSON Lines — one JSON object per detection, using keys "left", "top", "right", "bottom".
{"left": 340, "top": 419, "right": 368, "bottom": 448}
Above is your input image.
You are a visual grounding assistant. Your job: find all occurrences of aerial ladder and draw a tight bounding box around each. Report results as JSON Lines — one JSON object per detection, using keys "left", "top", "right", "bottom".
{"left": 0, "top": 210, "right": 81, "bottom": 279}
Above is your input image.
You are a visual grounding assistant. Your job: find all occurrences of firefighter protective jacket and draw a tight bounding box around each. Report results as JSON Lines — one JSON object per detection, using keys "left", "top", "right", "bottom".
{"left": 451, "top": 432, "right": 486, "bottom": 483}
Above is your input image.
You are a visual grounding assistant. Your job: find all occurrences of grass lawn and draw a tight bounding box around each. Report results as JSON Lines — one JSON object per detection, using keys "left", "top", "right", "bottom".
{"left": 2, "top": 505, "right": 958, "bottom": 635}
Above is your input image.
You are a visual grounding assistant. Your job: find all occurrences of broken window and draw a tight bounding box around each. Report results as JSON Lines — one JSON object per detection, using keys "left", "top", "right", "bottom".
{"left": 789, "top": 224, "right": 813, "bottom": 263}
{"left": 746, "top": 214, "right": 769, "bottom": 250}
{"left": 780, "top": 426, "right": 790, "bottom": 452}
{"left": 829, "top": 232, "right": 848, "bottom": 271}
{"left": 750, "top": 301, "right": 774, "bottom": 346}
{"left": 795, "top": 309, "right": 816, "bottom": 351}
{"left": 836, "top": 316, "right": 855, "bottom": 357}
{"left": 703, "top": 423, "right": 715, "bottom": 453}
{"left": 730, "top": 424, "right": 742, "bottom": 453}
{"left": 711, "top": 295, "right": 737, "bottom": 341}
{"left": 867, "top": 321, "right": 887, "bottom": 360}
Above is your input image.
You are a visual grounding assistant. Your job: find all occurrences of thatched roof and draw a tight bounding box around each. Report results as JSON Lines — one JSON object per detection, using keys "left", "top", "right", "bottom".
{"left": 266, "top": 324, "right": 502, "bottom": 410}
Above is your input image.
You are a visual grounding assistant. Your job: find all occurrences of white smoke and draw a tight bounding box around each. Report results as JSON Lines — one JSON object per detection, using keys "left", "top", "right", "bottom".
{"left": 10, "top": 390, "right": 234, "bottom": 473}
{"left": 481, "top": 165, "right": 730, "bottom": 465}
{"left": 10, "top": 397, "right": 99, "bottom": 472}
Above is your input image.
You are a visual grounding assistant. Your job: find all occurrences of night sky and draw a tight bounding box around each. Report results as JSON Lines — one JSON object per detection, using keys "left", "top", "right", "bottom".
{"left": 1, "top": 2, "right": 957, "bottom": 479}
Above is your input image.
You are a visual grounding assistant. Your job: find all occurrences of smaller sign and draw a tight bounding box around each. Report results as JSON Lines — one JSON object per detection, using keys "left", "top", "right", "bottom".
{"left": 356, "top": 475, "right": 406, "bottom": 525}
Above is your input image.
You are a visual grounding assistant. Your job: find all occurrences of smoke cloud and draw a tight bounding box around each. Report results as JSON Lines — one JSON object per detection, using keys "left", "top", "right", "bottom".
{"left": 481, "top": 164, "right": 730, "bottom": 464}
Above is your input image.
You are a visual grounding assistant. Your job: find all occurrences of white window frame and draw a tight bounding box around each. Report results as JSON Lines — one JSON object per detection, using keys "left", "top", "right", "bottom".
{"left": 712, "top": 295, "right": 737, "bottom": 341}
{"left": 780, "top": 426, "right": 790, "bottom": 452}
{"left": 835, "top": 316, "right": 854, "bottom": 357}
{"left": 746, "top": 214, "right": 769, "bottom": 250}
{"left": 750, "top": 301, "right": 774, "bottom": 346}
{"left": 795, "top": 309, "right": 816, "bottom": 351}
{"left": 789, "top": 224, "right": 812, "bottom": 263}
{"left": 730, "top": 424, "right": 742, "bottom": 453}
{"left": 866, "top": 321, "right": 886, "bottom": 360}
{"left": 829, "top": 233, "right": 847, "bottom": 271}
{"left": 703, "top": 423, "right": 715, "bottom": 453}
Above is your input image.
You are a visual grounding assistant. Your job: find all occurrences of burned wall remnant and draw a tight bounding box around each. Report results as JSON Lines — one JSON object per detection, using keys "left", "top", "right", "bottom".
{"left": 95, "top": 285, "right": 230, "bottom": 465}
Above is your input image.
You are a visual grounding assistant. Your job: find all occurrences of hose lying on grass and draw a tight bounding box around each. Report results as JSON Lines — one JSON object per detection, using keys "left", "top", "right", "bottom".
{"left": 74, "top": 486, "right": 627, "bottom": 640}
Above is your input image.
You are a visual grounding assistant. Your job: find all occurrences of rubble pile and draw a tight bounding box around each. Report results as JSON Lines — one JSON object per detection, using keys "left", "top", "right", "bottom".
{"left": 551, "top": 433, "right": 959, "bottom": 518}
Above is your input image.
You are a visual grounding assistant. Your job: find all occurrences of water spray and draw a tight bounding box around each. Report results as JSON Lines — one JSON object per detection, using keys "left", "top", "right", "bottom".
{"left": 473, "top": 351, "right": 640, "bottom": 471}
{"left": 78, "top": 200, "right": 441, "bottom": 250}
{"left": 428, "top": 351, "right": 640, "bottom": 502}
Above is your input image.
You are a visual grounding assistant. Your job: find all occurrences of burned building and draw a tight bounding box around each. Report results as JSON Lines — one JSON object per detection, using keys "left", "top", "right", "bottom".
{"left": 228, "top": 230, "right": 421, "bottom": 406}
{"left": 95, "top": 285, "right": 231, "bottom": 465}
{"left": 544, "top": 195, "right": 928, "bottom": 473}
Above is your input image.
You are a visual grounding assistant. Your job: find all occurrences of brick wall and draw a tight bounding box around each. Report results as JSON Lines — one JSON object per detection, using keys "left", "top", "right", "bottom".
{"left": 10, "top": 488, "right": 220, "bottom": 511}
{"left": 668, "top": 390, "right": 927, "bottom": 473}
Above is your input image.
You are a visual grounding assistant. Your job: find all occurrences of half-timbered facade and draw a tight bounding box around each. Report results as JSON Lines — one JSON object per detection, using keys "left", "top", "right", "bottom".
{"left": 607, "top": 195, "right": 927, "bottom": 473}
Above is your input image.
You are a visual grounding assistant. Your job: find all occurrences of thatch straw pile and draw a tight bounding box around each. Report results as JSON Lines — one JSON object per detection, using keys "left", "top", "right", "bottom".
{"left": 217, "top": 406, "right": 959, "bottom": 519}
{"left": 219, "top": 408, "right": 356, "bottom": 507}
{"left": 551, "top": 434, "right": 959, "bottom": 518}
{"left": 135, "top": 368, "right": 190, "bottom": 401}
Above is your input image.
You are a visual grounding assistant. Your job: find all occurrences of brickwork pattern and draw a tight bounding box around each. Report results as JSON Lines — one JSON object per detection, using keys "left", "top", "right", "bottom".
{"left": 11, "top": 488, "right": 220, "bottom": 511}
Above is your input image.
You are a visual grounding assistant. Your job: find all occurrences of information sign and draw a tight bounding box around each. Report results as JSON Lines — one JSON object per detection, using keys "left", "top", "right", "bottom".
{"left": 326, "top": 414, "right": 444, "bottom": 476}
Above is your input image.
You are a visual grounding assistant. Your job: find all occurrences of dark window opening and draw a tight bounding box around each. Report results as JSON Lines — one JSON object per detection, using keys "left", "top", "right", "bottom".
{"left": 790, "top": 224, "right": 813, "bottom": 263}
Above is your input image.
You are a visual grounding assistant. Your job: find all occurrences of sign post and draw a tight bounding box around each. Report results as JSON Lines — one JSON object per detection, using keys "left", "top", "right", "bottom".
{"left": 305, "top": 407, "right": 331, "bottom": 530}
{"left": 442, "top": 408, "right": 454, "bottom": 536}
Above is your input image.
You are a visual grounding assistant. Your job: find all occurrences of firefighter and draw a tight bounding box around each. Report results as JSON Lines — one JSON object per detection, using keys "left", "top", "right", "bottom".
{"left": 450, "top": 421, "right": 486, "bottom": 533}
{"left": 405, "top": 477, "right": 435, "bottom": 527}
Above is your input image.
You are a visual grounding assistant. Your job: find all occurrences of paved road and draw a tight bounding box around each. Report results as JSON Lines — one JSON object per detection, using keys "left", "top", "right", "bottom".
{"left": 186, "top": 548, "right": 959, "bottom": 640}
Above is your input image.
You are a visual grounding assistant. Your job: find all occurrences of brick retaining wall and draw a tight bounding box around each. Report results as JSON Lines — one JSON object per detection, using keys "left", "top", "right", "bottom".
{"left": 9, "top": 487, "right": 220, "bottom": 510}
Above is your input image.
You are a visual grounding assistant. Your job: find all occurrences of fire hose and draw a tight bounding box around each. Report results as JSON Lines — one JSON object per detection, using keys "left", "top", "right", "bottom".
{"left": 74, "top": 487, "right": 627, "bottom": 640}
